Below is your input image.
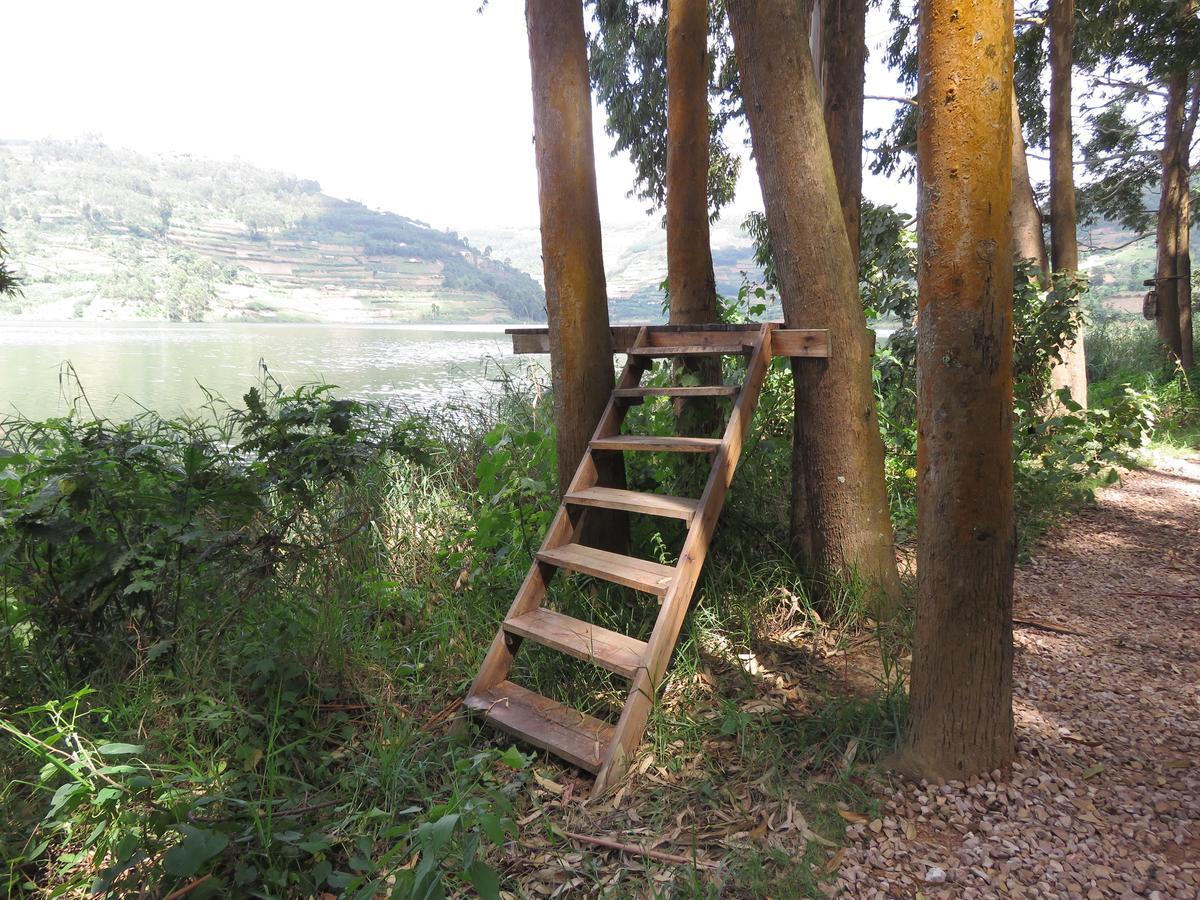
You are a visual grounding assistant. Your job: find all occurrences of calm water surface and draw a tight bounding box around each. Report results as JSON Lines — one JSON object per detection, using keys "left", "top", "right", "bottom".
{"left": 1, "top": 322, "right": 547, "bottom": 420}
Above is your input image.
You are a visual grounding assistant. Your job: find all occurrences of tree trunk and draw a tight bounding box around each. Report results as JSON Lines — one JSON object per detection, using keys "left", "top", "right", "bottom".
{"left": 905, "top": 0, "right": 1017, "bottom": 780}
{"left": 1048, "top": 0, "right": 1088, "bottom": 405}
{"left": 1155, "top": 70, "right": 1188, "bottom": 364}
{"left": 1175, "top": 74, "right": 1199, "bottom": 370}
{"left": 726, "top": 0, "right": 902, "bottom": 609}
{"left": 666, "top": 0, "right": 720, "bottom": 433}
{"left": 666, "top": 0, "right": 717, "bottom": 325}
{"left": 526, "top": 0, "right": 627, "bottom": 546}
{"left": 1010, "top": 92, "right": 1050, "bottom": 282}
{"left": 820, "top": 0, "right": 867, "bottom": 263}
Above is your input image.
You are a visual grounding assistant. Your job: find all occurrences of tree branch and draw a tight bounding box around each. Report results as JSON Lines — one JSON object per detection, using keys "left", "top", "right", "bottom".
{"left": 1079, "top": 231, "right": 1151, "bottom": 253}
{"left": 865, "top": 94, "right": 917, "bottom": 107}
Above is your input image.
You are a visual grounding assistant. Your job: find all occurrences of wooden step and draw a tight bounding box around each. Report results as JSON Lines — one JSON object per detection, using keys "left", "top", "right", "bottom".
{"left": 504, "top": 608, "right": 647, "bottom": 678}
{"left": 465, "top": 680, "right": 613, "bottom": 772}
{"left": 565, "top": 486, "right": 699, "bottom": 524}
{"left": 626, "top": 344, "right": 752, "bottom": 358}
{"left": 613, "top": 385, "right": 739, "bottom": 399}
{"left": 537, "top": 543, "right": 676, "bottom": 596}
{"left": 590, "top": 435, "right": 721, "bottom": 453}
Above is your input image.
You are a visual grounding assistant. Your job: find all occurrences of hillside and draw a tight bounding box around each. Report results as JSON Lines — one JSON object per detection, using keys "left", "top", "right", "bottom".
{"left": 0, "top": 137, "right": 1174, "bottom": 326}
{"left": 0, "top": 138, "right": 545, "bottom": 323}
{"left": 467, "top": 214, "right": 764, "bottom": 321}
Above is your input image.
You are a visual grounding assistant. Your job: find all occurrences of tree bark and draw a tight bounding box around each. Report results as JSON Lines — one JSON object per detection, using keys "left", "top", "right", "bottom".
{"left": 526, "top": 0, "right": 626, "bottom": 546}
{"left": 666, "top": 0, "right": 720, "bottom": 432}
{"left": 1155, "top": 70, "right": 1188, "bottom": 364}
{"left": 1010, "top": 92, "right": 1050, "bottom": 282}
{"left": 1048, "top": 0, "right": 1088, "bottom": 405}
{"left": 905, "top": 0, "right": 1017, "bottom": 779}
{"left": 1175, "top": 74, "right": 1198, "bottom": 370}
{"left": 820, "top": 0, "right": 868, "bottom": 264}
{"left": 726, "top": 0, "right": 902, "bottom": 609}
{"left": 666, "top": 0, "right": 717, "bottom": 326}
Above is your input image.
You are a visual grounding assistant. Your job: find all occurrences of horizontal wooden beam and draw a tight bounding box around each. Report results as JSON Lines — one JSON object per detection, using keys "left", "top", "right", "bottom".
{"left": 506, "top": 324, "right": 831, "bottom": 358}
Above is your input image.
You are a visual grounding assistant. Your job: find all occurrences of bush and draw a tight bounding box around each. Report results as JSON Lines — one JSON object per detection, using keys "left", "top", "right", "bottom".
{"left": 0, "top": 381, "right": 430, "bottom": 689}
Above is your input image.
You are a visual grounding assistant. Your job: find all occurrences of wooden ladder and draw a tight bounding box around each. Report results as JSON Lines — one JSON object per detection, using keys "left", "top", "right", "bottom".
{"left": 465, "top": 323, "right": 774, "bottom": 792}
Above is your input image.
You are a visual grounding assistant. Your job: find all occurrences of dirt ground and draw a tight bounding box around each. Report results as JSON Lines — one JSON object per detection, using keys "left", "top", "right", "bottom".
{"left": 834, "top": 454, "right": 1200, "bottom": 898}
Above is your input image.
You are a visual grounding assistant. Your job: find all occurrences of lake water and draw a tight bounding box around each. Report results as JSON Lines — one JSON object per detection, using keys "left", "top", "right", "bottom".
{"left": 0, "top": 321, "right": 548, "bottom": 421}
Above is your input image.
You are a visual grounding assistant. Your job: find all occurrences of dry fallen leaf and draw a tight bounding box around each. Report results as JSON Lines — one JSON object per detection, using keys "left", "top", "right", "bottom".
{"left": 837, "top": 809, "right": 869, "bottom": 824}
{"left": 821, "top": 848, "right": 845, "bottom": 875}
{"left": 533, "top": 771, "right": 564, "bottom": 796}
{"left": 749, "top": 818, "right": 769, "bottom": 841}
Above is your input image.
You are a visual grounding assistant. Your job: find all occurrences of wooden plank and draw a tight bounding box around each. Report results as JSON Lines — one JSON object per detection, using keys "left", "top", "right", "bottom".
{"left": 613, "top": 385, "right": 739, "bottom": 399}
{"left": 504, "top": 608, "right": 647, "bottom": 679}
{"left": 771, "top": 328, "right": 831, "bottom": 358}
{"left": 590, "top": 435, "right": 721, "bottom": 453}
{"left": 566, "top": 486, "right": 699, "bottom": 523}
{"left": 594, "top": 323, "right": 775, "bottom": 793}
{"left": 465, "top": 680, "right": 613, "bottom": 773}
{"left": 508, "top": 325, "right": 643, "bottom": 354}
{"left": 537, "top": 543, "right": 676, "bottom": 596}
{"left": 626, "top": 344, "right": 752, "bottom": 358}
{"left": 506, "top": 324, "right": 831, "bottom": 358}
{"left": 644, "top": 329, "right": 762, "bottom": 349}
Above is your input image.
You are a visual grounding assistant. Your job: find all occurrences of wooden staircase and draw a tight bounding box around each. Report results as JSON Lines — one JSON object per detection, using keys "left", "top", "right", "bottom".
{"left": 465, "top": 323, "right": 780, "bottom": 791}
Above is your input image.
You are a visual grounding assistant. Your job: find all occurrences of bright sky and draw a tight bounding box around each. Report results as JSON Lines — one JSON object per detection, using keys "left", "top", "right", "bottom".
{"left": 3, "top": 1, "right": 918, "bottom": 233}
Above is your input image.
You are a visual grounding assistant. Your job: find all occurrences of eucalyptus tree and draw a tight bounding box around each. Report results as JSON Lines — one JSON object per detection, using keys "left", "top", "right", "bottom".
{"left": 906, "top": 0, "right": 1018, "bottom": 780}
{"left": 526, "top": 0, "right": 628, "bottom": 546}
{"left": 590, "top": 0, "right": 899, "bottom": 603}
{"left": 726, "top": 0, "right": 902, "bottom": 607}
{"left": 1073, "top": 0, "right": 1200, "bottom": 367}
{"left": 874, "top": 1, "right": 1090, "bottom": 401}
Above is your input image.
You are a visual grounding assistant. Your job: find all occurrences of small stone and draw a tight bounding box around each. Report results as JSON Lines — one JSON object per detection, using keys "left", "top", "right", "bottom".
{"left": 925, "top": 867, "right": 947, "bottom": 885}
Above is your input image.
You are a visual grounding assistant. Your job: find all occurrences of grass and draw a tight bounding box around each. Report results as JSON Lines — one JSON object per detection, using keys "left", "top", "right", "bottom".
{"left": 0, "top": 370, "right": 910, "bottom": 898}
{"left": 1, "top": 336, "right": 1192, "bottom": 896}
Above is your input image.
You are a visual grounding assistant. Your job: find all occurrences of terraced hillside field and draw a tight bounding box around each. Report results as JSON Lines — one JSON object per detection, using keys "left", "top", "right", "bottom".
{"left": 0, "top": 138, "right": 544, "bottom": 323}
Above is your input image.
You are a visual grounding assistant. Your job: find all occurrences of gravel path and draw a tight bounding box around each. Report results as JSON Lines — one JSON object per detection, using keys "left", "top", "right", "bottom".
{"left": 835, "top": 454, "right": 1200, "bottom": 899}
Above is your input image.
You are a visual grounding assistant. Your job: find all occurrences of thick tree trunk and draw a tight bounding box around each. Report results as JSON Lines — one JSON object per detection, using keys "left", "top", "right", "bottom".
{"left": 526, "top": 0, "right": 626, "bottom": 546}
{"left": 1048, "top": 0, "right": 1088, "bottom": 404}
{"left": 1156, "top": 71, "right": 1188, "bottom": 363}
{"left": 820, "top": 0, "right": 867, "bottom": 263}
{"left": 726, "top": 0, "right": 902, "bottom": 608}
{"left": 666, "top": 0, "right": 717, "bottom": 325}
{"left": 666, "top": 0, "right": 720, "bottom": 432}
{"left": 1010, "top": 93, "right": 1050, "bottom": 282}
{"left": 905, "top": 0, "right": 1017, "bottom": 779}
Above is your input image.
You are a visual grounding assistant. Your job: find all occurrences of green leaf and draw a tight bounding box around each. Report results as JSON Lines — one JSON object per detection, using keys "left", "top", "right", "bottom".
{"left": 416, "top": 813, "right": 460, "bottom": 857}
{"left": 498, "top": 746, "right": 526, "bottom": 770}
{"left": 479, "top": 813, "right": 507, "bottom": 845}
{"left": 46, "top": 782, "right": 86, "bottom": 819}
{"left": 466, "top": 861, "right": 501, "bottom": 900}
{"left": 163, "top": 827, "right": 229, "bottom": 877}
{"left": 311, "top": 860, "right": 332, "bottom": 886}
{"left": 96, "top": 742, "right": 144, "bottom": 756}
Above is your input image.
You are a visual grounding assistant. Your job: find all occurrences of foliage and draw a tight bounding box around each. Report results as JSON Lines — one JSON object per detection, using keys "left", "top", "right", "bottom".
{"left": 0, "top": 228, "right": 20, "bottom": 297}
{"left": 1, "top": 686, "right": 524, "bottom": 898}
{"left": 0, "top": 378, "right": 430, "bottom": 685}
{"left": 587, "top": 0, "right": 742, "bottom": 217}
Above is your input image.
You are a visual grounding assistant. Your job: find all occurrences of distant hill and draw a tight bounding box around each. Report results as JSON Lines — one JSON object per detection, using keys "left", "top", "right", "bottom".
{"left": 467, "top": 214, "right": 765, "bottom": 321}
{"left": 0, "top": 138, "right": 545, "bottom": 323}
{"left": 1, "top": 137, "right": 1173, "bottom": 326}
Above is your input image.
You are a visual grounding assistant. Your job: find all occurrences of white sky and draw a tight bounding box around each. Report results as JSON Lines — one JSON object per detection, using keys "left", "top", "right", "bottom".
{"left": 3, "top": 1, "right": 920, "bottom": 233}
